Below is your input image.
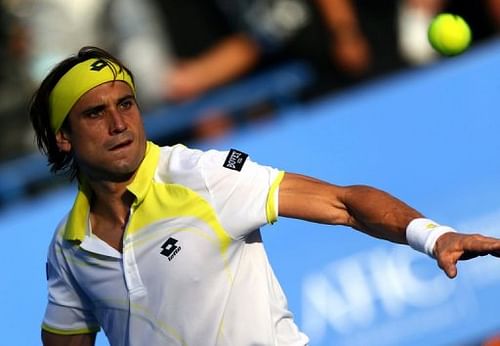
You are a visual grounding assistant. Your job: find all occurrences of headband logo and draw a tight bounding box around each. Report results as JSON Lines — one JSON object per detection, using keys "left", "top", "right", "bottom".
{"left": 90, "top": 60, "right": 107, "bottom": 71}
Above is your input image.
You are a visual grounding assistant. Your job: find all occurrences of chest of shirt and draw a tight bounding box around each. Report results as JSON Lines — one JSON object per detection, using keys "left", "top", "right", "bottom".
{"left": 69, "top": 216, "right": 239, "bottom": 307}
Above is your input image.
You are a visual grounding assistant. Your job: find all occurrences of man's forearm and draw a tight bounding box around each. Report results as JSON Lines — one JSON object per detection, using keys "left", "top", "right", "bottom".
{"left": 341, "top": 185, "right": 423, "bottom": 244}
{"left": 279, "top": 173, "right": 422, "bottom": 244}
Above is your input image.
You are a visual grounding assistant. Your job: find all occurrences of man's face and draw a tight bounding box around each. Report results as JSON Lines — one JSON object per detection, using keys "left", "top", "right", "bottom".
{"left": 56, "top": 81, "right": 147, "bottom": 182}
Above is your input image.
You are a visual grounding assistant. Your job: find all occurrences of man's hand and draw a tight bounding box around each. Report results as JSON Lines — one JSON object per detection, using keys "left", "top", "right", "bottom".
{"left": 434, "top": 232, "right": 500, "bottom": 278}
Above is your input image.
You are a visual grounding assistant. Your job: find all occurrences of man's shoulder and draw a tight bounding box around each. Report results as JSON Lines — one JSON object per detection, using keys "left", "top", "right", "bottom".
{"left": 156, "top": 144, "right": 257, "bottom": 174}
{"left": 158, "top": 144, "right": 202, "bottom": 169}
{"left": 54, "top": 214, "right": 70, "bottom": 238}
{"left": 155, "top": 144, "right": 205, "bottom": 183}
{"left": 157, "top": 143, "right": 229, "bottom": 171}
{"left": 158, "top": 143, "right": 196, "bottom": 157}
{"left": 46, "top": 213, "right": 71, "bottom": 251}
{"left": 155, "top": 144, "right": 239, "bottom": 187}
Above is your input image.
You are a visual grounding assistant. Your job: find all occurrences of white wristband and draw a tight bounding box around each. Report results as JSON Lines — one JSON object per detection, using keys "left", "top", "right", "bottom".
{"left": 406, "top": 218, "right": 456, "bottom": 257}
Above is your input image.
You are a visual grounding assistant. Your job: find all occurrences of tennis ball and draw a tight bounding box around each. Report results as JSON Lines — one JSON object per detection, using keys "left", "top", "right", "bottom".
{"left": 428, "top": 13, "right": 472, "bottom": 56}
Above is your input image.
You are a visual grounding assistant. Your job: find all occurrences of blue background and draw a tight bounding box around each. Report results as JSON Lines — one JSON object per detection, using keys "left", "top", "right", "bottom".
{"left": 2, "top": 39, "right": 500, "bottom": 345}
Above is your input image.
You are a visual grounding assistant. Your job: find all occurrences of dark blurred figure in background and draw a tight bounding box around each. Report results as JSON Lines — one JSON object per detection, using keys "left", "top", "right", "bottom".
{"left": 0, "top": 2, "right": 35, "bottom": 161}
{"left": 153, "top": 0, "right": 380, "bottom": 141}
{"left": 157, "top": 0, "right": 373, "bottom": 103}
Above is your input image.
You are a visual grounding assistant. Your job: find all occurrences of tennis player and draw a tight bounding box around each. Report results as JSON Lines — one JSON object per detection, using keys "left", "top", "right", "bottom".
{"left": 31, "top": 46, "right": 500, "bottom": 346}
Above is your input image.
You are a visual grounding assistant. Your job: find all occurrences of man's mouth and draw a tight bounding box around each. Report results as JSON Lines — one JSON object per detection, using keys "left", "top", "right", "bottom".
{"left": 109, "top": 138, "right": 133, "bottom": 151}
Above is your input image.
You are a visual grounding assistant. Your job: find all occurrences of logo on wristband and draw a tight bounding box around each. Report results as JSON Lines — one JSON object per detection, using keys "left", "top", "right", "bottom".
{"left": 425, "top": 223, "right": 438, "bottom": 230}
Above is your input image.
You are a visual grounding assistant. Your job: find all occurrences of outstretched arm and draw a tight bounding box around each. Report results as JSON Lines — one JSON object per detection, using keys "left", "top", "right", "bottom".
{"left": 279, "top": 172, "right": 500, "bottom": 278}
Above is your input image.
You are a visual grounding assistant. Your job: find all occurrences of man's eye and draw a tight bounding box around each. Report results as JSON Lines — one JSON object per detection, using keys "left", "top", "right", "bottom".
{"left": 119, "top": 100, "right": 133, "bottom": 110}
{"left": 87, "top": 110, "right": 104, "bottom": 118}
{"left": 85, "top": 108, "right": 104, "bottom": 119}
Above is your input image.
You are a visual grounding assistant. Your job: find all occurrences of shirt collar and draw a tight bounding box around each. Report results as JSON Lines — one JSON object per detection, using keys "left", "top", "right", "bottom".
{"left": 63, "top": 141, "right": 160, "bottom": 241}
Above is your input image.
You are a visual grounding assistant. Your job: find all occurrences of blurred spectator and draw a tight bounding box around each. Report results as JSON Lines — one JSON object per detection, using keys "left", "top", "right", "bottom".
{"left": 155, "top": 0, "right": 374, "bottom": 103}
{"left": 346, "top": 1, "right": 409, "bottom": 80}
{"left": 0, "top": 0, "right": 172, "bottom": 161}
{"left": 26, "top": 0, "right": 107, "bottom": 83}
{"left": 398, "top": 0, "right": 500, "bottom": 66}
{"left": 106, "top": 0, "right": 173, "bottom": 109}
{"left": 26, "top": 0, "right": 172, "bottom": 110}
{"left": 0, "top": 1, "right": 35, "bottom": 161}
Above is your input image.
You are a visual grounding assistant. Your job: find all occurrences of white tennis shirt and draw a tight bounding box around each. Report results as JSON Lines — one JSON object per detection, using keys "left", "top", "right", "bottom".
{"left": 42, "top": 141, "right": 309, "bottom": 345}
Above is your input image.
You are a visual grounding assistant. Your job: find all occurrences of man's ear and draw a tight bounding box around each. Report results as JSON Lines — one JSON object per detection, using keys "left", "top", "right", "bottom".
{"left": 55, "top": 129, "right": 72, "bottom": 153}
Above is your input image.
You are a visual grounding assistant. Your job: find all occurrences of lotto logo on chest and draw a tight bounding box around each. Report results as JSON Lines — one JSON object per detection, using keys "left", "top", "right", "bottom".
{"left": 160, "top": 237, "right": 181, "bottom": 261}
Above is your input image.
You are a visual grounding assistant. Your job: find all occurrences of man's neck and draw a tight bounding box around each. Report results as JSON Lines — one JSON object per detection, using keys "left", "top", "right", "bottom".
{"left": 86, "top": 180, "right": 135, "bottom": 252}
{"left": 89, "top": 180, "right": 134, "bottom": 226}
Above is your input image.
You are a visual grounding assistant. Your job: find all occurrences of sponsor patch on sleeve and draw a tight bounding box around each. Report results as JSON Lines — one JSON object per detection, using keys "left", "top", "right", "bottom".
{"left": 223, "top": 149, "right": 248, "bottom": 171}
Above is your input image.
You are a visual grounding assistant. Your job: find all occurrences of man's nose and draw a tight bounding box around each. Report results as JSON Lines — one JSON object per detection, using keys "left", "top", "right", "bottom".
{"left": 108, "top": 108, "right": 127, "bottom": 134}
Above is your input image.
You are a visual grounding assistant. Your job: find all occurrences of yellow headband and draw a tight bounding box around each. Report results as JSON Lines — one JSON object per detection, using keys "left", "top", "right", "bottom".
{"left": 49, "top": 58, "right": 135, "bottom": 133}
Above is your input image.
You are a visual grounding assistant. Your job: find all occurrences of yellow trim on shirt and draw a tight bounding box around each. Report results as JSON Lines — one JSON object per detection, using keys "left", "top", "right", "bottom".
{"left": 63, "top": 141, "right": 232, "bottom": 258}
{"left": 127, "top": 142, "right": 161, "bottom": 205}
{"left": 127, "top": 181, "right": 232, "bottom": 254}
{"left": 64, "top": 141, "right": 158, "bottom": 242}
{"left": 266, "top": 171, "right": 284, "bottom": 224}
{"left": 42, "top": 323, "right": 100, "bottom": 335}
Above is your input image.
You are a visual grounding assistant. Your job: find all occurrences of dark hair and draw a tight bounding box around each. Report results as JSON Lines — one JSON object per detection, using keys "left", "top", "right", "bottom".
{"left": 29, "top": 46, "right": 135, "bottom": 180}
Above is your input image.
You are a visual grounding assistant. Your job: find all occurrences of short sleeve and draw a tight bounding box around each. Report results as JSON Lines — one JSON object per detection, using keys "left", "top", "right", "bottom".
{"left": 42, "top": 232, "right": 100, "bottom": 335}
{"left": 198, "top": 148, "right": 284, "bottom": 239}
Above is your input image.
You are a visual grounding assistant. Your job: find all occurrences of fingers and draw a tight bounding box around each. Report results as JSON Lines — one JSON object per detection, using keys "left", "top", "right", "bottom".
{"left": 436, "top": 251, "right": 460, "bottom": 279}
{"left": 434, "top": 232, "right": 464, "bottom": 278}
{"left": 443, "top": 263, "right": 457, "bottom": 279}
{"left": 461, "top": 234, "right": 500, "bottom": 256}
{"left": 434, "top": 232, "right": 500, "bottom": 278}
